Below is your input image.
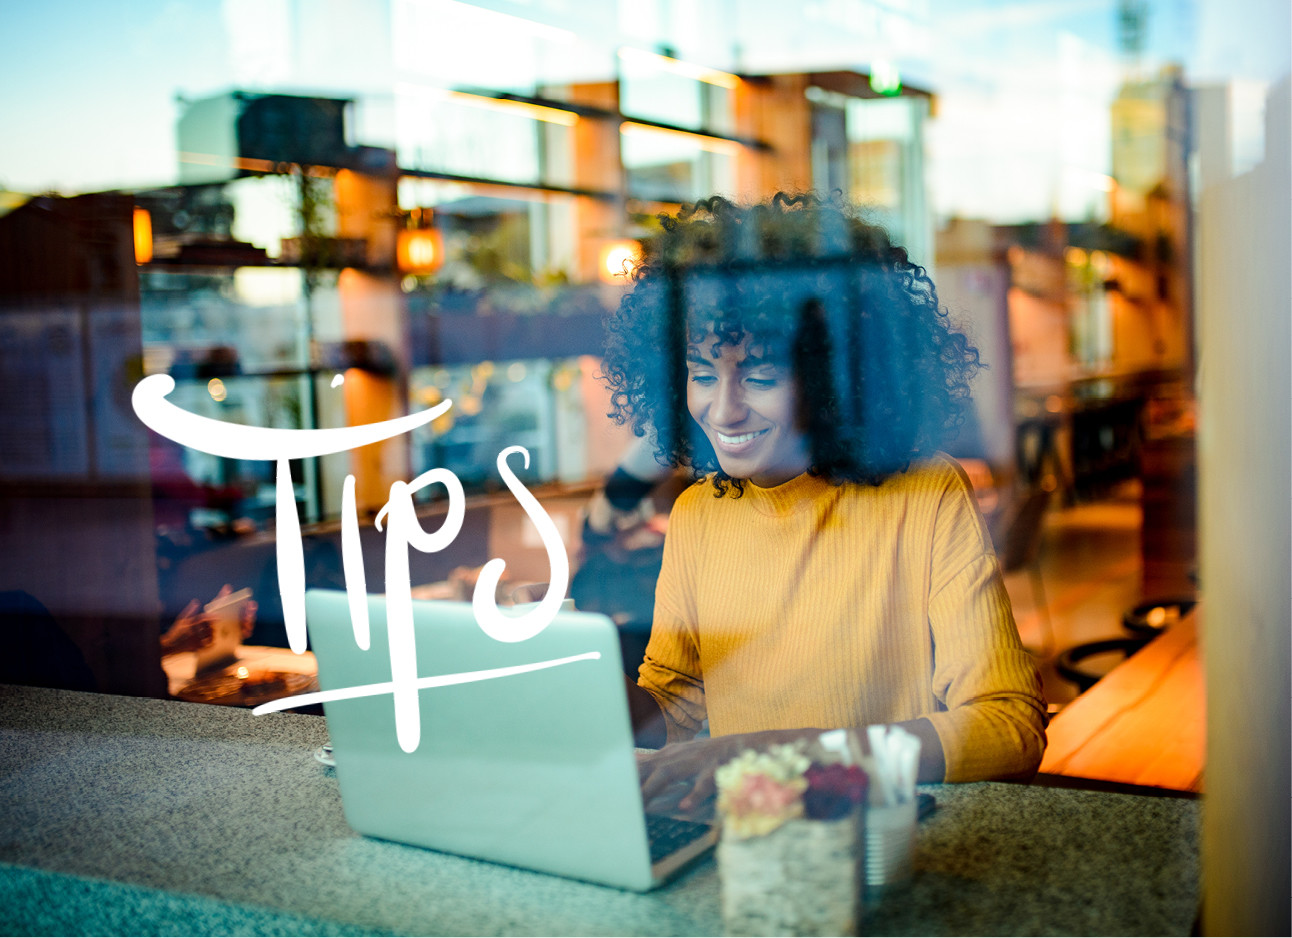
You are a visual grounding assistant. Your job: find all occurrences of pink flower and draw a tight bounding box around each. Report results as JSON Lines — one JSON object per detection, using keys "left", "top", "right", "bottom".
{"left": 718, "top": 771, "right": 807, "bottom": 838}
{"left": 731, "top": 773, "right": 803, "bottom": 816}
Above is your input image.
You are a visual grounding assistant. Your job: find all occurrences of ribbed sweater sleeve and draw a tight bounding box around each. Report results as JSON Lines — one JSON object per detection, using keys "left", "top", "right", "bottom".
{"left": 923, "top": 464, "right": 1049, "bottom": 781}
{"left": 640, "top": 493, "right": 708, "bottom": 743}
{"left": 636, "top": 455, "right": 1047, "bottom": 782}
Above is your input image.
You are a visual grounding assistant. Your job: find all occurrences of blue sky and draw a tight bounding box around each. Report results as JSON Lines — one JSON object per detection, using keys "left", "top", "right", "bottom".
{"left": 0, "top": 0, "right": 1286, "bottom": 222}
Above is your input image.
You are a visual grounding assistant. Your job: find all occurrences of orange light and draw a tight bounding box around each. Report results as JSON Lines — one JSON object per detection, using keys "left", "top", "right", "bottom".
{"left": 133, "top": 208, "right": 153, "bottom": 264}
{"left": 334, "top": 168, "right": 356, "bottom": 202}
{"left": 397, "top": 228, "right": 444, "bottom": 274}
{"left": 617, "top": 47, "right": 741, "bottom": 89}
{"left": 620, "top": 121, "right": 742, "bottom": 156}
{"left": 599, "top": 240, "right": 642, "bottom": 283}
{"left": 177, "top": 151, "right": 277, "bottom": 174}
{"left": 447, "top": 90, "right": 579, "bottom": 126}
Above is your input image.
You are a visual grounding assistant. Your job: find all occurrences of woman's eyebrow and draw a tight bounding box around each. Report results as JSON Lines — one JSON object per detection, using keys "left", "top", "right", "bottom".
{"left": 684, "top": 349, "right": 782, "bottom": 369}
{"left": 740, "top": 352, "right": 780, "bottom": 369}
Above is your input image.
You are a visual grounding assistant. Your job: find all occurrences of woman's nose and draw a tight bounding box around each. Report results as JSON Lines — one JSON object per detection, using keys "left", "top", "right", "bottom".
{"left": 709, "top": 376, "right": 746, "bottom": 425}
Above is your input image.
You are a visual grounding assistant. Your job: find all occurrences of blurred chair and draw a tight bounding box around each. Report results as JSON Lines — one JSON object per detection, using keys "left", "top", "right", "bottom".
{"left": 1056, "top": 596, "right": 1197, "bottom": 694}
{"left": 1055, "top": 638, "right": 1141, "bottom": 695}
{"left": 991, "top": 487, "right": 1055, "bottom": 657}
{"left": 1122, "top": 597, "right": 1197, "bottom": 640}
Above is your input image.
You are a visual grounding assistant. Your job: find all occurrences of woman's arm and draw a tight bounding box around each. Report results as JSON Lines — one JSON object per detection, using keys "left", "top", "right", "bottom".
{"left": 625, "top": 677, "right": 669, "bottom": 749}
{"left": 898, "top": 716, "right": 948, "bottom": 782}
{"left": 924, "top": 464, "right": 1048, "bottom": 781}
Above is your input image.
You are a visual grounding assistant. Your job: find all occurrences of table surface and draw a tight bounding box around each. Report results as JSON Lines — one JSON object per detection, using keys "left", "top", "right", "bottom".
{"left": 0, "top": 684, "right": 1200, "bottom": 936}
{"left": 1040, "top": 611, "right": 1205, "bottom": 792}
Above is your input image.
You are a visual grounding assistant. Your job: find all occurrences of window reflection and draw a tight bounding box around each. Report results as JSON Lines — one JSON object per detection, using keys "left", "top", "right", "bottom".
{"left": 0, "top": 1, "right": 1278, "bottom": 749}
{"left": 618, "top": 47, "right": 735, "bottom": 134}
{"left": 409, "top": 357, "right": 586, "bottom": 494}
{"left": 621, "top": 124, "right": 735, "bottom": 204}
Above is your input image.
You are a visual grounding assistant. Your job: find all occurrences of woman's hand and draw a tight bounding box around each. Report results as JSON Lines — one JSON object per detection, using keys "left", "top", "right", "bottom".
{"left": 637, "top": 728, "right": 823, "bottom": 820}
{"left": 159, "top": 585, "right": 258, "bottom": 654}
{"left": 205, "top": 584, "right": 259, "bottom": 641}
{"left": 159, "top": 599, "right": 214, "bottom": 655}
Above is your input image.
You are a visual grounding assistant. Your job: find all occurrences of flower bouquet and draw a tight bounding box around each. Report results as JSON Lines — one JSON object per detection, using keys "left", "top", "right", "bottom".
{"left": 715, "top": 743, "right": 869, "bottom": 937}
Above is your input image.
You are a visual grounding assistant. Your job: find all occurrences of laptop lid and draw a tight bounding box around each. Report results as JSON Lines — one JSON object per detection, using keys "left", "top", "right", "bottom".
{"left": 306, "top": 589, "right": 665, "bottom": 891}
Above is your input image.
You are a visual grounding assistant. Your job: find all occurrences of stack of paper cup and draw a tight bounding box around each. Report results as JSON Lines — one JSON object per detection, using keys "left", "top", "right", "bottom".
{"left": 861, "top": 725, "right": 921, "bottom": 889}
{"left": 864, "top": 799, "right": 917, "bottom": 887}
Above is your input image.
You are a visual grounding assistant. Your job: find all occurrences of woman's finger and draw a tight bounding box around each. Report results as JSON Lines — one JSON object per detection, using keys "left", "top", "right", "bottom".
{"left": 640, "top": 751, "right": 697, "bottom": 802}
{"left": 678, "top": 770, "right": 717, "bottom": 811}
{"left": 639, "top": 760, "right": 679, "bottom": 802}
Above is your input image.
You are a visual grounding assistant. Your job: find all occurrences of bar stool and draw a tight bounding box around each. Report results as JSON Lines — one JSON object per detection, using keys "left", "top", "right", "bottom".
{"left": 1055, "top": 638, "right": 1145, "bottom": 694}
{"left": 1122, "top": 597, "right": 1196, "bottom": 639}
{"left": 1056, "top": 596, "right": 1197, "bottom": 694}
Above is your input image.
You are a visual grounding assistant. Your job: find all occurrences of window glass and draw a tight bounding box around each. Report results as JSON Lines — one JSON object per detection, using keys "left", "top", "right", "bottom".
{"left": 618, "top": 49, "right": 734, "bottom": 134}
{"left": 847, "top": 95, "right": 929, "bottom": 266}
{"left": 621, "top": 125, "right": 734, "bottom": 203}
{"left": 408, "top": 357, "right": 587, "bottom": 494}
{"left": 396, "top": 87, "right": 548, "bottom": 184}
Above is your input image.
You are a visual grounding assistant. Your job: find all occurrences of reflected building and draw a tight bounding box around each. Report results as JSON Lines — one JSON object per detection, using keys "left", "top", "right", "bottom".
{"left": 935, "top": 62, "right": 1197, "bottom": 597}
{"left": 130, "top": 62, "right": 936, "bottom": 526}
{"left": 0, "top": 38, "right": 938, "bottom": 678}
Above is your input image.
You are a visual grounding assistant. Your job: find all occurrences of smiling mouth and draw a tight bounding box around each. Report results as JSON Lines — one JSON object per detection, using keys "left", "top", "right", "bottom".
{"left": 715, "top": 429, "right": 768, "bottom": 446}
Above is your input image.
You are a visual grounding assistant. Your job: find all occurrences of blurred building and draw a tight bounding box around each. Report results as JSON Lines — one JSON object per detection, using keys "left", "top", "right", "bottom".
{"left": 0, "top": 58, "right": 937, "bottom": 662}
{"left": 936, "top": 63, "right": 1197, "bottom": 595}
{"left": 131, "top": 66, "right": 936, "bottom": 526}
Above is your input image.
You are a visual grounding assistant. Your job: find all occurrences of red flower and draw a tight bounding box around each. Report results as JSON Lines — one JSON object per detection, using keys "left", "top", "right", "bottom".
{"left": 803, "top": 763, "right": 869, "bottom": 820}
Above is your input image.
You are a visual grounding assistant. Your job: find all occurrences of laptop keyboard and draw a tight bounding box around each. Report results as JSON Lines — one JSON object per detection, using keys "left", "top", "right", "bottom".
{"left": 645, "top": 814, "right": 713, "bottom": 865}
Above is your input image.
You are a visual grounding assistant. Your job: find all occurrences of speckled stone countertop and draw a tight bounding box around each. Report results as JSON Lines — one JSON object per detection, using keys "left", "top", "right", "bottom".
{"left": 0, "top": 684, "right": 1199, "bottom": 936}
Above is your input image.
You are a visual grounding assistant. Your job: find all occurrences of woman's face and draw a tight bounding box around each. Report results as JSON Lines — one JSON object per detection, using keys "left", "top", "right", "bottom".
{"left": 685, "top": 335, "right": 810, "bottom": 488}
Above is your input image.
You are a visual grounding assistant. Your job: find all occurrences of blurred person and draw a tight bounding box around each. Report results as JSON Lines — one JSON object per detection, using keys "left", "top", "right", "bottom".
{"left": 0, "top": 590, "right": 97, "bottom": 692}
{"left": 600, "top": 194, "right": 1046, "bottom": 814}
{"left": 160, "top": 584, "right": 257, "bottom": 656}
{"left": 572, "top": 436, "right": 684, "bottom": 675}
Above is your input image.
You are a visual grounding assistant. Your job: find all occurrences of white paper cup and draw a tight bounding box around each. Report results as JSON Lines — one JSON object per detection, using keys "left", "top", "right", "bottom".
{"left": 864, "top": 800, "right": 917, "bottom": 888}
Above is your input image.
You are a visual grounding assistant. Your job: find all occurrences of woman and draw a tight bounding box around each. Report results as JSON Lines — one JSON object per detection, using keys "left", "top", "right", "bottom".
{"left": 601, "top": 194, "right": 1046, "bottom": 809}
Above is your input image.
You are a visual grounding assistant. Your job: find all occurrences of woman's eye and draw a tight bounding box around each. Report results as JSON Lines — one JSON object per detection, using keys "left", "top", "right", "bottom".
{"left": 689, "top": 373, "right": 716, "bottom": 386}
{"left": 746, "top": 376, "right": 778, "bottom": 389}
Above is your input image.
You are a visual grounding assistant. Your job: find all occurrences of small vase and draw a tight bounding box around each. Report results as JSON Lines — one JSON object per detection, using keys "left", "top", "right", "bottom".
{"left": 717, "top": 812, "right": 862, "bottom": 937}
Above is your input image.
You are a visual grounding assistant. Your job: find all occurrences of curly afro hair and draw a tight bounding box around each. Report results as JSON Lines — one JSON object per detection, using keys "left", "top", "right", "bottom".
{"left": 601, "top": 193, "right": 982, "bottom": 496}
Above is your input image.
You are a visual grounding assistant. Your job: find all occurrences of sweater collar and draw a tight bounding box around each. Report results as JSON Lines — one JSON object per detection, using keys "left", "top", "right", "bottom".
{"left": 742, "top": 472, "right": 836, "bottom": 517}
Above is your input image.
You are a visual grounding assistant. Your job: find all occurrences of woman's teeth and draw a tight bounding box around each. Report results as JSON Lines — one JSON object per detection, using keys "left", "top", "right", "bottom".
{"left": 717, "top": 430, "right": 765, "bottom": 445}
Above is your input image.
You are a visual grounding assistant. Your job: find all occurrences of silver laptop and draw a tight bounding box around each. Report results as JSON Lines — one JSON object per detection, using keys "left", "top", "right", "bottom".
{"left": 306, "top": 589, "right": 716, "bottom": 891}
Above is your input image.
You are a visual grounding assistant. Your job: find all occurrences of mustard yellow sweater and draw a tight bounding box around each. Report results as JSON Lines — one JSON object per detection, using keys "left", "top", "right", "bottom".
{"left": 637, "top": 454, "right": 1047, "bottom": 782}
